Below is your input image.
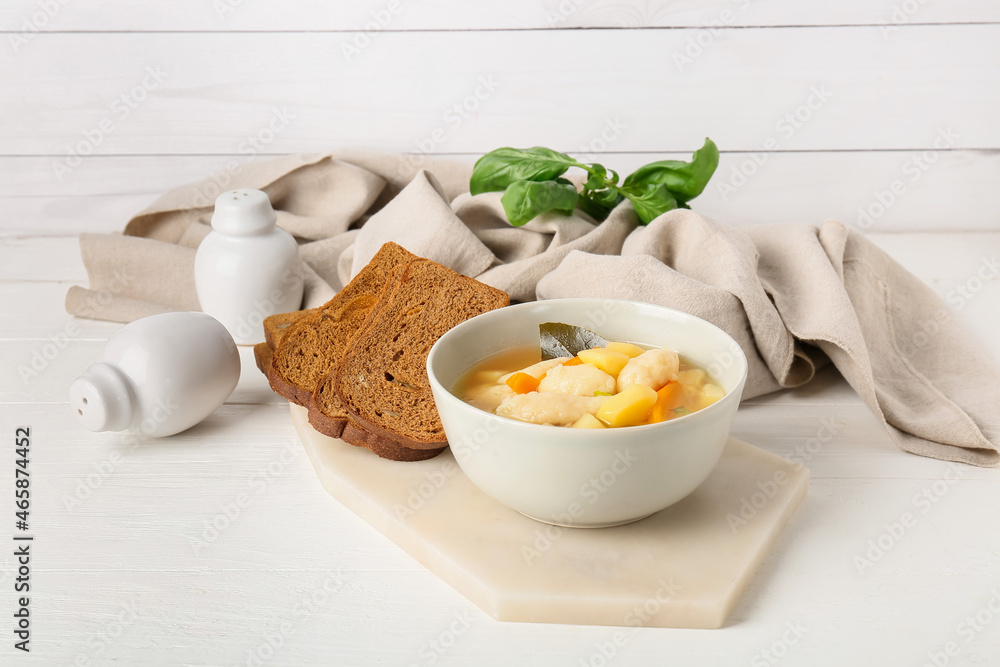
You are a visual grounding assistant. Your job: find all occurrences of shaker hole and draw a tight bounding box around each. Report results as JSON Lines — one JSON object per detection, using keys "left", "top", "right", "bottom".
{"left": 77, "top": 409, "right": 83, "bottom": 416}
{"left": 82, "top": 397, "right": 88, "bottom": 405}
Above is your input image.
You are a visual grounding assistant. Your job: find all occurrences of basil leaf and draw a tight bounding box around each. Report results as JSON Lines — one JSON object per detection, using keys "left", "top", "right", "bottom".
{"left": 576, "top": 196, "right": 613, "bottom": 222}
{"left": 471, "top": 138, "right": 720, "bottom": 227}
{"left": 621, "top": 137, "right": 719, "bottom": 205}
{"left": 583, "top": 167, "right": 608, "bottom": 192}
{"left": 621, "top": 183, "right": 678, "bottom": 225}
{"left": 470, "top": 147, "right": 580, "bottom": 195}
{"left": 500, "top": 178, "right": 579, "bottom": 226}
{"left": 539, "top": 322, "right": 609, "bottom": 360}
{"left": 589, "top": 187, "right": 622, "bottom": 208}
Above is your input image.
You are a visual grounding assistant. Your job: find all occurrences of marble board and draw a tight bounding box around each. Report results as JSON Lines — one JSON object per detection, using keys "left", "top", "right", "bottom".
{"left": 290, "top": 404, "right": 808, "bottom": 629}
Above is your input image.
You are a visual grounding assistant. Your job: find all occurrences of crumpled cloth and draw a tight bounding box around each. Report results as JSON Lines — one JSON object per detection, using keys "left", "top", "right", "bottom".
{"left": 65, "top": 152, "right": 1000, "bottom": 467}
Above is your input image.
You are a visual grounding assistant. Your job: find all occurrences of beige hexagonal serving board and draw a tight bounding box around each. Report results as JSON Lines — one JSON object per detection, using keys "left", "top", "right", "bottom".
{"left": 290, "top": 404, "right": 808, "bottom": 629}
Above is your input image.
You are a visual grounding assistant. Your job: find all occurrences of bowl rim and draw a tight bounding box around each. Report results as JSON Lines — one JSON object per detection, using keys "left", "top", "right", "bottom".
{"left": 427, "top": 297, "right": 749, "bottom": 436}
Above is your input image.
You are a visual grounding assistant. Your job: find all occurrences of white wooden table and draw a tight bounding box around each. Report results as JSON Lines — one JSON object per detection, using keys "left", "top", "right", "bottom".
{"left": 3, "top": 1, "right": 1000, "bottom": 664}
{"left": 0, "top": 231, "right": 996, "bottom": 666}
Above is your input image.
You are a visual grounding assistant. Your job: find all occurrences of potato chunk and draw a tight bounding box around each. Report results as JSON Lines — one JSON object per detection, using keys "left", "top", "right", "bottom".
{"left": 596, "top": 384, "right": 658, "bottom": 428}
{"left": 676, "top": 368, "right": 707, "bottom": 390}
{"left": 703, "top": 383, "right": 725, "bottom": 401}
{"left": 577, "top": 348, "right": 630, "bottom": 378}
{"left": 571, "top": 414, "right": 606, "bottom": 429}
{"left": 606, "top": 342, "right": 645, "bottom": 358}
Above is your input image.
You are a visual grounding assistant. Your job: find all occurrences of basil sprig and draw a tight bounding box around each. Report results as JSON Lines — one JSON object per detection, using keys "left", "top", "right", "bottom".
{"left": 470, "top": 138, "right": 719, "bottom": 226}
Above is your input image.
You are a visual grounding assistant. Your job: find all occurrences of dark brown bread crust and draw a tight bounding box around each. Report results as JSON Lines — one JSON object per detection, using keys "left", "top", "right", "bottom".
{"left": 306, "top": 392, "right": 348, "bottom": 439}
{"left": 266, "top": 361, "right": 314, "bottom": 406}
{"left": 340, "top": 420, "right": 446, "bottom": 462}
{"left": 332, "top": 259, "right": 510, "bottom": 451}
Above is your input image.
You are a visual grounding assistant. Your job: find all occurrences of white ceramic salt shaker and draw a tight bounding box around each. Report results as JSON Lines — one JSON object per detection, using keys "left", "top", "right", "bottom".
{"left": 194, "top": 188, "right": 304, "bottom": 344}
{"left": 69, "top": 312, "right": 241, "bottom": 438}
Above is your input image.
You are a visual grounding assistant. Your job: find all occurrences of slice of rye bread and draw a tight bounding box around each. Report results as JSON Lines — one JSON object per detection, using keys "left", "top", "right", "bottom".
{"left": 307, "top": 266, "right": 404, "bottom": 440}
{"left": 252, "top": 308, "right": 320, "bottom": 377}
{"left": 320, "top": 258, "right": 509, "bottom": 453}
{"left": 267, "top": 242, "right": 417, "bottom": 407}
{"left": 253, "top": 342, "right": 274, "bottom": 375}
{"left": 305, "top": 263, "right": 442, "bottom": 455}
{"left": 266, "top": 294, "right": 379, "bottom": 407}
{"left": 264, "top": 308, "right": 321, "bottom": 349}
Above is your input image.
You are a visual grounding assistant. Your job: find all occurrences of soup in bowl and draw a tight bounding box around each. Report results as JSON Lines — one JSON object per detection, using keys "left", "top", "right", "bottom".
{"left": 456, "top": 337, "right": 726, "bottom": 429}
{"left": 426, "top": 298, "right": 748, "bottom": 527}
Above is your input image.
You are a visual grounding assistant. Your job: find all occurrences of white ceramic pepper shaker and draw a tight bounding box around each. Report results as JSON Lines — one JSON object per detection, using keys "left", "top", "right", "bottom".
{"left": 69, "top": 312, "right": 241, "bottom": 438}
{"left": 194, "top": 188, "right": 304, "bottom": 344}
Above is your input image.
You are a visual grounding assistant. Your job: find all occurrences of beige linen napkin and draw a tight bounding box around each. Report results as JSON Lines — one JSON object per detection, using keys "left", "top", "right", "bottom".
{"left": 65, "top": 153, "right": 1000, "bottom": 467}
{"left": 537, "top": 211, "right": 1000, "bottom": 467}
{"left": 342, "top": 170, "right": 496, "bottom": 282}
{"left": 65, "top": 151, "right": 465, "bottom": 318}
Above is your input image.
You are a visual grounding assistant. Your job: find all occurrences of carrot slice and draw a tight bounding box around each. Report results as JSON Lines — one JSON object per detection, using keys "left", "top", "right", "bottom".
{"left": 657, "top": 381, "right": 686, "bottom": 409}
{"left": 562, "top": 357, "right": 584, "bottom": 366}
{"left": 646, "top": 381, "right": 686, "bottom": 424}
{"left": 506, "top": 372, "right": 540, "bottom": 394}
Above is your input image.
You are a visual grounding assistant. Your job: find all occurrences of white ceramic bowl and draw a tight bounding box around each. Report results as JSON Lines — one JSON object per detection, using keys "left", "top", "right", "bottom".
{"left": 427, "top": 298, "right": 748, "bottom": 528}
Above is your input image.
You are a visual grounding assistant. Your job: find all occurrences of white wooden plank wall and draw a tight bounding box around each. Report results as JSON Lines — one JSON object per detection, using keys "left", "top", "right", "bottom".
{"left": 0, "top": 2, "right": 997, "bottom": 234}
